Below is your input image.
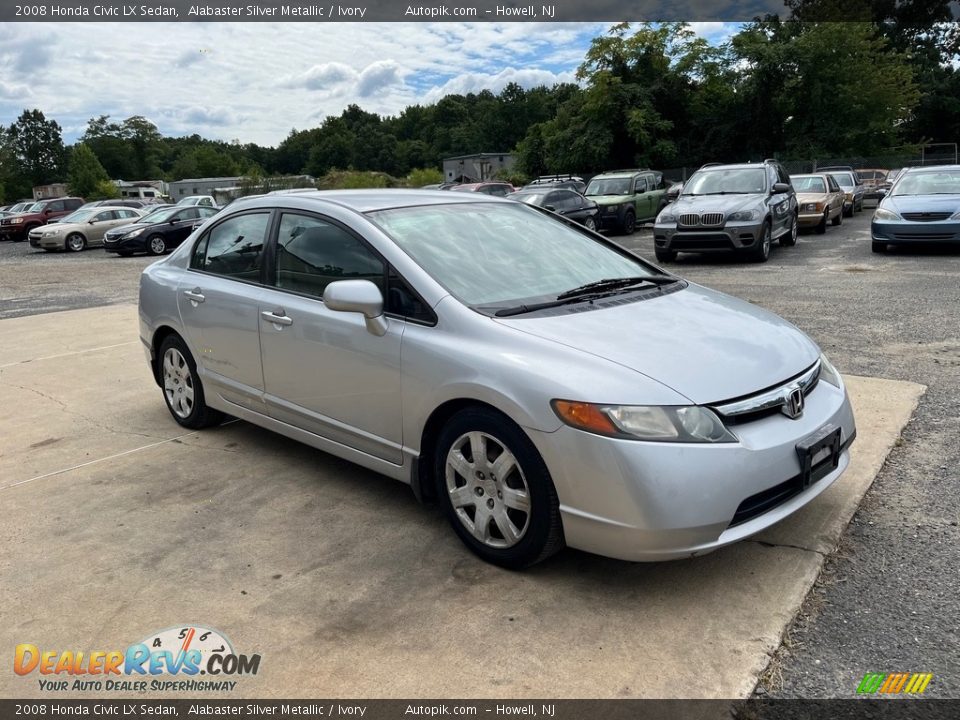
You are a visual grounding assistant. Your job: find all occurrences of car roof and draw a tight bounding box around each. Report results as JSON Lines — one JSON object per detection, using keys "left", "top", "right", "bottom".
{"left": 901, "top": 164, "right": 960, "bottom": 174}
{"left": 230, "top": 189, "right": 504, "bottom": 213}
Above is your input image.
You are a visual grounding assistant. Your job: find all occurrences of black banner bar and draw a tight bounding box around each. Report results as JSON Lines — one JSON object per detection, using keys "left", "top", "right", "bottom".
{"left": 3, "top": 0, "right": 958, "bottom": 23}
{"left": 1, "top": 700, "right": 958, "bottom": 720}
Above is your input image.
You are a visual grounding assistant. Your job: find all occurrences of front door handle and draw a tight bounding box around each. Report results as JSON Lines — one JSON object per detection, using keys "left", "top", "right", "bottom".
{"left": 261, "top": 309, "right": 293, "bottom": 327}
{"left": 183, "top": 288, "right": 205, "bottom": 304}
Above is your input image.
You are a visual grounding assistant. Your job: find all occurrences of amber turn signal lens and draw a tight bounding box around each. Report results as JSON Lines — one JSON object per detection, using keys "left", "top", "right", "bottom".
{"left": 551, "top": 400, "right": 620, "bottom": 436}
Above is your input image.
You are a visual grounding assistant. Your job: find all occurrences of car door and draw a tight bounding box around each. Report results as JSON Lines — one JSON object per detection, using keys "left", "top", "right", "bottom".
{"left": 768, "top": 165, "right": 791, "bottom": 237}
{"left": 86, "top": 210, "right": 118, "bottom": 245}
{"left": 177, "top": 210, "right": 273, "bottom": 414}
{"left": 167, "top": 208, "right": 202, "bottom": 247}
{"left": 826, "top": 175, "right": 843, "bottom": 216}
{"left": 257, "top": 211, "right": 404, "bottom": 464}
{"left": 552, "top": 190, "right": 582, "bottom": 222}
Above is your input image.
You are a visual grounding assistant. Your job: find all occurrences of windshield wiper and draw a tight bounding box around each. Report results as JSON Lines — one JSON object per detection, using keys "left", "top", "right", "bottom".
{"left": 556, "top": 275, "right": 678, "bottom": 300}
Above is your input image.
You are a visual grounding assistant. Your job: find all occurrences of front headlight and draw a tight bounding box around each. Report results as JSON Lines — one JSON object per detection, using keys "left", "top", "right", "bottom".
{"left": 819, "top": 353, "right": 843, "bottom": 389}
{"left": 657, "top": 210, "right": 676, "bottom": 224}
{"left": 802, "top": 202, "right": 822, "bottom": 212}
{"left": 124, "top": 227, "right": 145, "bottom": 238}
{"left": 11, "top": 217, "right": 23, "bottom": 224}
{"left": 42, "top": 229, "right": 60, "bottom": 237}
{"left": 728, "top": 209, "right": 759, "bottom": 222}
{"left": 873, "top": 208, "right": 900, "bottom": 221}
{"left": 552, "top": 400, "right": 737, "bottom": 443}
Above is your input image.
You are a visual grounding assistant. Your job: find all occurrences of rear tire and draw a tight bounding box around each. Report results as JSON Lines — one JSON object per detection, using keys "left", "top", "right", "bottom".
{"left": 655, "top": 247, "right": 677, "bottom": 262}
{"left": 749, "top": 221, "right": 772, "bottom": 262}
{"left": 871, "top": 241, "right": 887, "bottom": 253}
{"left": 780, "top": 214, "right": 798, "bottom": 246}
{"left": 434, "top": 407, "right": 564, "bottom": 569}
{"left": 157, "top": 334, "right": 225, "bottom": 430}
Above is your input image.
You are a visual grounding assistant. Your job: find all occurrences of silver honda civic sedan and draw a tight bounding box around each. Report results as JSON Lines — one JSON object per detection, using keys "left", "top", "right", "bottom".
{"left": 138, "top": 190, "right": 856, "bottom": 568}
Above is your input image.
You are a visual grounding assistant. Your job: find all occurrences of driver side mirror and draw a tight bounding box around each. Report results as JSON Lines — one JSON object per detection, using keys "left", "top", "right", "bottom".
{"left": 323, "top": 279, "right": 388, "bottom": 336}
{"left": 772, "top": 182, "right": 791, "bottom": 194}
{"left": 544, "top": 204, "right": 556, "bottom": 212}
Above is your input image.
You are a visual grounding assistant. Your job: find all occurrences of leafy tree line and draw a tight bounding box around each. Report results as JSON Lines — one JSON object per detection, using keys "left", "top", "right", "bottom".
{"left": 1, "top": 11, "right": 957, "bottom": 202}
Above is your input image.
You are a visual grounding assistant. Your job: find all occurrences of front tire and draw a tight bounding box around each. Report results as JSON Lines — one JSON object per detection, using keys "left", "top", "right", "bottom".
{"left": 815, "top": 211, "right": 828, "bottom": 235}
{"left": 872, "top": 241, "right": 887, "bottom": 253}
{"left": 434, "top": 407, "right": 564, "bottom": 569}
{"left": 621, "top": 209, "right": 636, "bottom": 235}
{"left": 655, "top": 247, "right": 677, "bottom": 262}
{"left": 66, "top": 233, "right": 86, "bottom": 252}
{"left": 583, "top": 216, "right": 597, "bottom": 232}
{"left": 147, "top": 234, "right": 167, "bottom": 255}
{"left": 157, "top": 334, "right": 225, "bottom": 429}
{"left": 832, "top": 209, "right": 843, "bottom": 226}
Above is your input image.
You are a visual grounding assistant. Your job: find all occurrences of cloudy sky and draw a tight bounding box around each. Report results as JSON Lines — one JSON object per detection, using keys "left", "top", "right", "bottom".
{"left": 0, "top": 22, "right": 737, "bottom": 148}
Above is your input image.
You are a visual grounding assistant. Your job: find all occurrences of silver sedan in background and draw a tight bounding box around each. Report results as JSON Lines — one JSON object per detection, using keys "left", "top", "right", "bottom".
{"left": 139, "top": 191, "right": 856, "bottom": 568}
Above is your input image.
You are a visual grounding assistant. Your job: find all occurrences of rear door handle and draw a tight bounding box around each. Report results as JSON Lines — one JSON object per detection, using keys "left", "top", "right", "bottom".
{"left": 261, "top": 309, "right": 293, "bottom": 327}
{"left": 183, "top": 288, "right": 205, "bottom": 303}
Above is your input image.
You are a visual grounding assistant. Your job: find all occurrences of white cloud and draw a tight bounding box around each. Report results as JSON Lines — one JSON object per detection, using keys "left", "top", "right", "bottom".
{"left": 0, "top": 21, "right": 730, "bottom": 146}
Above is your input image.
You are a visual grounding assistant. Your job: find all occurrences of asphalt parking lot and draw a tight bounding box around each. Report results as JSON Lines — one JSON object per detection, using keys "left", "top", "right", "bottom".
{"left": 0, "top": 207, "right": 957, "bottom": 698}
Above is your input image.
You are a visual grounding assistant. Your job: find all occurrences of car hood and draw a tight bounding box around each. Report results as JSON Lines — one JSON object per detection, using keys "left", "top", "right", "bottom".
{"left": 588, "top": 195, "right": 634, "bottom": 206}
{"left": 883, "top": 194, "right": 960, "bottom": 215}
{"left": 670, "top": 194, "right": 764, "bottom": 214}
{"left": 495, "top": 284, "right": 819, "bottom": 404}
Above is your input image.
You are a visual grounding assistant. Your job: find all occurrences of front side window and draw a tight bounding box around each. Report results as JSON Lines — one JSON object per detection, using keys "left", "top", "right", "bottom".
{"left": 275, "top": 213, "right": 384, "bottom": 300}
{"left": 191, "top": 212, "right": 269, "bottom": 281}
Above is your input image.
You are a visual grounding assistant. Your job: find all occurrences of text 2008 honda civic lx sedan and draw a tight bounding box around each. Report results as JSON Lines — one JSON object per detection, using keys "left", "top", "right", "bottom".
{"left": 139, "top": 190, "right": 856, "bottom": 568}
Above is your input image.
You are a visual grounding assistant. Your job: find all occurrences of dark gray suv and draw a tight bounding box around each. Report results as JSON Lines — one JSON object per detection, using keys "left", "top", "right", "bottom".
{"left": 653, "top": 160, "right": 799, "bottom": 262}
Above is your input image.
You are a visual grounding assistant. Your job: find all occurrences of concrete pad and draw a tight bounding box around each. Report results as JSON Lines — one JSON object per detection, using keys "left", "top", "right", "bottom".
{"left": 0, "top": 305, "right": 925, "bottom": 699}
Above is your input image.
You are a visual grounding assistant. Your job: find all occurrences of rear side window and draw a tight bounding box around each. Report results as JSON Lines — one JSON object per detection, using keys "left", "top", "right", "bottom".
{"left": 191, "top": 212, "right": 269, "bottom": 282}
{"left": 47, "top": 200, "right": 65, "bottom": 212}
{"left": 274, "top": 213, "right": 384, "bottom": 300}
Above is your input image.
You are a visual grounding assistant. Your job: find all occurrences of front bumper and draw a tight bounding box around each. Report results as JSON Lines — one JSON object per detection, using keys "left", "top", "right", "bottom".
{"left": 103, "top": 234, "right": 147, "bottom": 253}
{"left": 797, "top": 211, "right": 825, "bottom": 227}
{"left": 33, "top": 234, "right": 65, "bottom": 249}
{"left": 595, "top": 204, "right": 628, "bottom": 230}
{"left": 0, "top": 225, "right": 26, "bottom": 241}
{"left": 871, "top": 220, "right": 960, "bottom": 245}
{"left": 654, "top": 221, "right": 764, "bottom": 253}
{"left": 528, "top": 377, "right": 856, "bottom": 561}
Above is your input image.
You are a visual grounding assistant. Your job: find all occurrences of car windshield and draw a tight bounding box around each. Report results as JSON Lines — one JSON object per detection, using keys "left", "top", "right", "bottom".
{"left": 891, "top": 170, "right": 960, "bottom": 196}
{"left": 585, "top": 178, "right": 631, "bottom": 196}
{"left": 791, "top": 176, "right": 827, "bottom": 193}
{"left": 59, "top": 209, "right": 98, "bottom": 224}
{"left": 368, "top": 202, "right": 656, "bottom": 308}
{"left": 140, "top": 207, "right": 179, "bottom": 224}
{"left": 682, "top": 168, "right": 766, "bottom": 195}
{"left": 829, "top": 173, "right": 855, "bottom": 188}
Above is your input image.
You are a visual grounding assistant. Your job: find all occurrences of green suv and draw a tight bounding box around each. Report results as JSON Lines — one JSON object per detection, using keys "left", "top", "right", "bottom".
{"left": 585, "top": 169, "right": 667, "bottom": 234}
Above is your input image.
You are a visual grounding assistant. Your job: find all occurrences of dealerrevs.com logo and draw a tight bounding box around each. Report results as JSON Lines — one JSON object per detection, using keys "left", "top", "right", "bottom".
{"left": 14, "top": 625, "right": 261, "bottom": 692}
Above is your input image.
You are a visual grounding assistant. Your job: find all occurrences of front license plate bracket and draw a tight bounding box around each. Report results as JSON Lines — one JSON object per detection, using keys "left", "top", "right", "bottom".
{"left": 796, "top": 423, "right": 842, "bottom": 489}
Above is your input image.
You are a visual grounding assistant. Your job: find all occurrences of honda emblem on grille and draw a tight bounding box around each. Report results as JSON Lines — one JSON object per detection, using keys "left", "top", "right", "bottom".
{"left": 782, "top": 386, "right": 804, "bottom": 419}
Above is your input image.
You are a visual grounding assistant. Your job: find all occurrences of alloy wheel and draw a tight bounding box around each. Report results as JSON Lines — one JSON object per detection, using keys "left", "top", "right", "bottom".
{"left": 149, "top": 235, "right": 166, "bottom": 255}
{"left": 66, "top": 234, "right": 85, "bottom": 252}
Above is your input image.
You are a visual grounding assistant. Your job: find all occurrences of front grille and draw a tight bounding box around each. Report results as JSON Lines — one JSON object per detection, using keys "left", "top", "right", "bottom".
{"left": 710, "top": 361, "right": 821, "bottom": 424}
{"left": 901, "top": 212, "right": 952, "bottom": 222}
{"left": 678, "top": 212, "right": 725, "bottom": 227}
{"left": 893, "top": 232, "right": 955, "bottom": 241}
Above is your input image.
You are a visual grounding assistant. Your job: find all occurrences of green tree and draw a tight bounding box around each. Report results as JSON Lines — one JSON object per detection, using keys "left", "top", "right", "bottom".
{"left": 6, "top": 109, "right": 67, "bottom": 195}
{"left": 67, "top": 143, "right": 112, "bottom": 198}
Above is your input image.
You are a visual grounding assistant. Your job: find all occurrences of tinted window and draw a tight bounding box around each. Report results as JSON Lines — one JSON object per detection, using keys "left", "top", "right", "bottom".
{"left": 94, "top": 211, "right": 114, "bottom": 222}
{"left": 554, "top": 191, "right": 580, "bottom": 212}
{"left": 275, "top": 213, "right": 384, "bottom": 300}
{"left": 47, "top": 200, "right": 65, "bottom": 212}
{"left": 178, "top": 208, "right": 201, "bottom": 221}
{"left": 191, "top": 212, "right": 269, "bottom": 282}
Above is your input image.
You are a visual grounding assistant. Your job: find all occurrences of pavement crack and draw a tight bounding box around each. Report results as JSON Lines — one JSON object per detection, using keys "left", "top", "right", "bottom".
{"left": 0, "top": 379, "right": 168, "bottom": 442}
{"left": 744, "top": 538, "right": 827, "bottom": 557}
